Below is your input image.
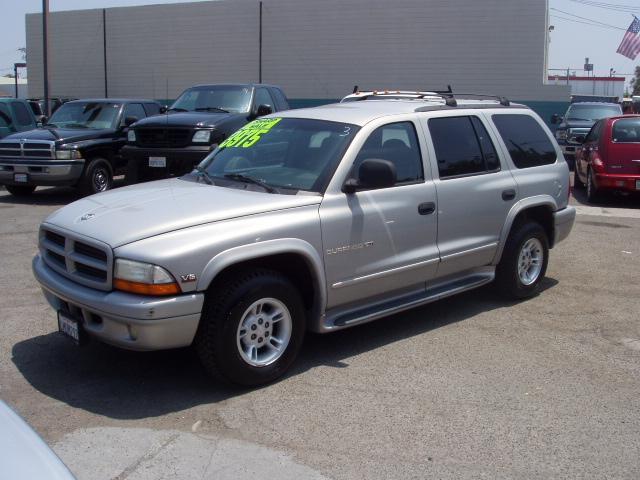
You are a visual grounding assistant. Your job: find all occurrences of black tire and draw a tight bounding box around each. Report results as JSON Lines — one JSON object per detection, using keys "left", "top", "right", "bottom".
{"left": 5, "top": 185, "right": 36, "bottom": 197}
{"left": 195, "top": 269, "right": 306, "bottom": 386}
{"left": 495, "top": 222, "right": 549, "bottom": 300}
{"left": 573, "top": 170, "right": 584, "bottom": 189}
{"left": 79, "top": 158, "right": 113, "bottom": 196}
{"left": 586, "top": 168, "right": 600, "bottom": 203}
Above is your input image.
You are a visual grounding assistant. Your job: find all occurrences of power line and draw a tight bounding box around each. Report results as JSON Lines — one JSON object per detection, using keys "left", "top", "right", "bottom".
{"left": 567, "top": 0, "right": 640, "bottom": 14}
{"left": 550, "top": 14, "right": 626, "bottom": 30}
{"left": 550, "top": 7, "right": 628, "bottom": 29}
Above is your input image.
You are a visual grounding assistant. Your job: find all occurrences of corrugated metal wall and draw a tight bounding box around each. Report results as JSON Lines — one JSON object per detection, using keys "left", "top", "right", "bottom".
{"left": 25, "top": 0, "right": 569, "bottom": 102}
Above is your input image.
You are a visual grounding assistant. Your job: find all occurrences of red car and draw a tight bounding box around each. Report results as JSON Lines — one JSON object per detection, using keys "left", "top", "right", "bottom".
{"left": 575, "top": 115, "right": 640, "bottom": 202}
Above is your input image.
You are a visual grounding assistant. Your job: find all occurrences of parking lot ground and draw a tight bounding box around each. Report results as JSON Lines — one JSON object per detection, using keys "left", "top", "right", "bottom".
{"left": 1, "top": 184, "right": 639, "bottom": 479}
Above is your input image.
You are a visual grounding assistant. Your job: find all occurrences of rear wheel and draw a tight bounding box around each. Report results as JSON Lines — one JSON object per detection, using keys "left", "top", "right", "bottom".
{"left": 79, "top": 158, "right": 113, "bottom": 196}
{"left": 495, "top": 222, "right": 549, "bottom": 299}
{"left": 586, "top": 168, "right": 600, "bottom": 203}
{"left": 195, "top": 269, "right": 306, "bottom": 386}
{"left": 5, "top": 185, "right": 36, "bottom": 197}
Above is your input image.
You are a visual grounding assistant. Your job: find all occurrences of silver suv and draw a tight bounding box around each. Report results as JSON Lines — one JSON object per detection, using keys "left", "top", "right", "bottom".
{"left": 33, "top": 92, "right": 576, "bottom": 385}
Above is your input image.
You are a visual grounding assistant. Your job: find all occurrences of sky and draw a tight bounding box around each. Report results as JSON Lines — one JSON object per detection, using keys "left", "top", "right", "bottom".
{"left": 1, "top": 0, "right": 639, "bottom": 90}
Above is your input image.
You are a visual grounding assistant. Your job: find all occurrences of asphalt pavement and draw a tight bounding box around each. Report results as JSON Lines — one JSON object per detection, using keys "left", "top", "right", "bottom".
{"left": 0, "top": 182, "right": 639, "bottom": 479}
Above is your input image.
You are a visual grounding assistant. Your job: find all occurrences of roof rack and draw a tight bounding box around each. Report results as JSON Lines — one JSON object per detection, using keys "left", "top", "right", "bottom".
{"left": 348, "top": 85, "right": 510, "bottom": 108}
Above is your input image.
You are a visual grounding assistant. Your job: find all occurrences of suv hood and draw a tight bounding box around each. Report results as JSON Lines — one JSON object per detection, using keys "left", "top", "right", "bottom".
{"left": 3, "top": 127, "right": 113, "bottom": 145}
{"left": 133, "top": 112, "right": 243, "bottom": 128}
{"left": 43, "top": 178, "right": 321, "bottom": 247}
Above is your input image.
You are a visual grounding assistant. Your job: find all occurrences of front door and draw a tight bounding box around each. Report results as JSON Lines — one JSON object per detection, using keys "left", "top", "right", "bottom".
{"left": 320, "top": 121, "right": 439, "bottom": 309}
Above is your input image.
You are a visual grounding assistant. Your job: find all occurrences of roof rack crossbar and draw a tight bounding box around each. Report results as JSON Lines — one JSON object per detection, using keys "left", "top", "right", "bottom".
{"left": 348, "top": 86, "right": 510, "bottom": 108}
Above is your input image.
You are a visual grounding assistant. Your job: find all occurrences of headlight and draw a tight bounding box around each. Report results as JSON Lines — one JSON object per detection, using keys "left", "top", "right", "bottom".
{"left": 55, "top": 149, "right": 83, "bottom": 160}
{"left": 192, "top": 130, "right": 211, "bottom": 143}
{"left": 113, "top": 258, "right": 181, "bottom": 296}
{"left": 555, "top": 130, "right": 567, "bottom": 141}
{"left": 127, "top": 129, "right": 136, "bottom": 142}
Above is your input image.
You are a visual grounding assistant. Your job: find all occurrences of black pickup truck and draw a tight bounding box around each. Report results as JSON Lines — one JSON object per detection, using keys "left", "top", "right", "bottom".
{"left": 0, "top": 98, "right": 161, "bottom": 196}
{"left": 122, "top": 83, "right": 289, "bottom": 183}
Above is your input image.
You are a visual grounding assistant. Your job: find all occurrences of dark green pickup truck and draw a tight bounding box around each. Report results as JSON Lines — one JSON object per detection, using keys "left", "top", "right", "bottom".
{"left": 0, "top": 98, "right": 38, "bottom": 139}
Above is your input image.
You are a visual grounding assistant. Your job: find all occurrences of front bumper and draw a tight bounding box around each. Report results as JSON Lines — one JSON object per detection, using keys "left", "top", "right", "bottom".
{"left": 0, "top": 158, "right": 85, "bottom": 186}
{"left": 33, "top": 254, "right": 204, "bottom": 351}
{"left": 122, "top": 145, "right": 213, "bottom": 170}
{"left": 593, "top": 172, "right": 640, "bottom": 193}
{"left": 553, "top": 206, "right": 576, "bottom": 246}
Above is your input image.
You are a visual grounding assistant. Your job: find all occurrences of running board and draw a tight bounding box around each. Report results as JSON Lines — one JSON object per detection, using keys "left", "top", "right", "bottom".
{"left": 324, "top": 271, "right": 495, "bottom": 331}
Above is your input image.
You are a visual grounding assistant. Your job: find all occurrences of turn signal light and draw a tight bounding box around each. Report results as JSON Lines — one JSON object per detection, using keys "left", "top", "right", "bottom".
{"left": 113, "top": 278, "right": 181, "bottom": 296}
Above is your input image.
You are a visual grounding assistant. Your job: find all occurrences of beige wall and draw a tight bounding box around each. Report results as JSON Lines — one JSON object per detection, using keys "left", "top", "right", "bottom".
{"left": 26, "top": 0, "right": 568, "bottom": 102}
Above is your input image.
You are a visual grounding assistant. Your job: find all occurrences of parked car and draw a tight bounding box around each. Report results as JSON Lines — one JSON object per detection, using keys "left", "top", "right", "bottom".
{"left": 32, "top": 91, "right": 575, "bottom": 386}
{"left": 27, "top": 97, "right": 74, "bottom": 123}
{"left": 0, "top": 98, "right": 161, "bottom": 197}
{"left": 0, "top": 98, "right": 38, "bottom": 139}
{"left": 551, "top": 101, "right": 622, "bottom": 170}
{"left": 574, "top": 114, "right": 640, "bottom": 202}
{"left": 0, "top": 400, "right": 75, "bottom": 479}
{"left": 122, "top": 83, "right": 289, "bottom": 183}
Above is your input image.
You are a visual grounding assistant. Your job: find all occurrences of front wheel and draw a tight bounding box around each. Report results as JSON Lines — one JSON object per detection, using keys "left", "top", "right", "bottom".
{"left": 495, "top": 222, "right": 549, "bottom": 299}
{"left": 195, "top": 269, "right": 306, "bottom": 386}
{"left": 79, "top": 158, "right": 113, "bottom": 196}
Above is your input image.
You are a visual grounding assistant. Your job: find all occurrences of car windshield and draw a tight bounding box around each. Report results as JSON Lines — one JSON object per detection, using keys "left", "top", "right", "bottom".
{"left": 48, "top": 102, "right": 121, "bottom": 129}
{"left": 196, "top": 117, "right": 359, "bottom": 193}
{"left": 566, "top": 104, "right": 621, "bottom": 121}
{"left": 171, "top": 85, "right": 252, "bottom": 114}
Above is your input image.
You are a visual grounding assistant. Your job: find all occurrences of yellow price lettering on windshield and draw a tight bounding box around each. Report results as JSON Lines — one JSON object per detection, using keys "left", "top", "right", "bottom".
{"left": 219, "top": 118, "right": 282, "bottom": 148}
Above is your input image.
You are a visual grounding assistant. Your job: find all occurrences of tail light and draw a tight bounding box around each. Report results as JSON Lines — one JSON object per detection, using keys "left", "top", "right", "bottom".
{"left": 592, "top": 156, "right": 605, "bottom": 173}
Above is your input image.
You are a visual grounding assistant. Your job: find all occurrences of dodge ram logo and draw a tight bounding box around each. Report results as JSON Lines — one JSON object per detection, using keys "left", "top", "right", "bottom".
{"left": 79, "top": 213, "right": 95, "bottom": 221}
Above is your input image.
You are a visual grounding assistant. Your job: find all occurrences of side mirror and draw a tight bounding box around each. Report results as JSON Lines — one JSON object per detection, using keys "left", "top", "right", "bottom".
{"left": 551, "top": 114, "right": 560, "bottom": 124}
{"left": 159, "top": 105, "right": 168, "bottom": 114}
{"left": 255, "top": 104, "right": 273, "bottom": 117}
{"left": 342, "top": 159, "right": 397, "bottom": 193}
{"left": 574, "top": 134, "right": 586, "bottom": 144}
{"left": 40, "top": 115, "right": 48, "bottom": 125}
{"left": 124, "top": 116, "right": 138, "bottom": 127}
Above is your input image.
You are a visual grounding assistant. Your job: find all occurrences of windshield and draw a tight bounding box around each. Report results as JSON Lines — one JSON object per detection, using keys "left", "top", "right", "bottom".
{"left": 197, "top": 117, "right": 359, "bottom": 193}
{"left": 171, "top": 85, "right": 252, "bottom": 114}
{"left": 566, "top": 104, "right": 621, "bottom": 121}
{"left": 48, "top": 102, "right": 121, "bottom": 129}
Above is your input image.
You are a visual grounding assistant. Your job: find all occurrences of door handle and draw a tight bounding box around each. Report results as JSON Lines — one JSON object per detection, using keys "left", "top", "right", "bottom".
{"left": 418, "top": 202, "right": 436, "bottom": 215}
{"left": 502, "top": 189, "right": 516, "bottom": 201}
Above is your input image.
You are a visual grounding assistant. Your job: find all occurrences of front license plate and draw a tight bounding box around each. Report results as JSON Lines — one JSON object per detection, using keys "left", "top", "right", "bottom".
{"left": 149, "top": 156, "right": 166, "bottom": 168}
{"left": 13, "top": 173, "right": 28, "bottom": 183}
{"left": 57, "top": 311, "right": 81, "bottom": 344}
{"left": 636, "top": 180, "right": 640, "bottom": 191}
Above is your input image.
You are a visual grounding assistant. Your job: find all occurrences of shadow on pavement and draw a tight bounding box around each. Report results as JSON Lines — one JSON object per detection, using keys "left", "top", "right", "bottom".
{"left": 11, "top": 278, "right": 558, "bottom": 420}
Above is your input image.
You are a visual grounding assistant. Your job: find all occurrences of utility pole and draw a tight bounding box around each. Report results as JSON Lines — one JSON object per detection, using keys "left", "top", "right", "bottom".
{"left": 42, "top": 0, "right": 50, "bottom": 117}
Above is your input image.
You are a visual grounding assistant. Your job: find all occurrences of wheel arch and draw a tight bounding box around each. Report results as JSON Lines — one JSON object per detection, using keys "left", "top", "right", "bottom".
{"left": 493, "top": 195, "right": 557, "bottom": 265}
{"left": 197, "top": 239, "right": 327, "bottom": 331}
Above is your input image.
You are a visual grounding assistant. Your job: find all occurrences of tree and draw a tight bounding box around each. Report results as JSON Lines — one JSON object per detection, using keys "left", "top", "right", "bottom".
{"left": 632, "top": 66, "right": 640, "bottom": 96}
{"left": 2, "top": 73, "right": 16, "bottom": 78}
{"left": 17, "top": 47, "right": 26, "bottom": 61}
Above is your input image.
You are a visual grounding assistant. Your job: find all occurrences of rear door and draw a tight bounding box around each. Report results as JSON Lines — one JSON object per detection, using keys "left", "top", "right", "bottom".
{"left": 577, "top": 120, "right": 603, "bottom": 182}
{"left": 421, "top": 113, "right": 517, "bottom": 278}
{"left": 607, "top": 117, "right": 640, "bottom": 174}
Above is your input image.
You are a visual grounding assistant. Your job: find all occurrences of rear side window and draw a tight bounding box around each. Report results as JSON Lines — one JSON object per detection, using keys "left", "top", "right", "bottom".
{"left": 428, "top": 116, "right": 500, "bottom": 178}
{"left": 270, "top": 87, "right": 290, "bottom": 111}
{"left": 122, "top": 103, "right": 146, "bottom": 124}
{"left": 0, "top": 104, "right": 14, "bottom": 130}
{"left": 254, "top": 88, "right": 275, "bottom": 108}
{"left": 144, "top": 103, "right": 161, "bottom": 116}
{"left": 11, "top": 102, "right": 33, "bottom": 127}
{"left": 612, "top": 118, "right": 640, "bottom": 143}
{"left": 492, "top": 114, "right": 556, "bottom": 168}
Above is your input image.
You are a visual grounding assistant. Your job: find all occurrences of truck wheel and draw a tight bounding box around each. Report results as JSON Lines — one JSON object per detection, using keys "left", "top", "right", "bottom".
{"left": 5, "top": 185, "right": 36, "bottom": 197}
{"left": 495, "top": 222, "right": 549, "bottom": 299}
{"left": 195, "top": 269, "right": 306, "bottom": 386}
{"left": 79, "top": 158, "right": 113, "bottom": 196}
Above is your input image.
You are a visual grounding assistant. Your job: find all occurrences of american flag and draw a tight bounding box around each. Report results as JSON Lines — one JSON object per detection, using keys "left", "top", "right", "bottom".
{"left": 617, "top": 16, "right": 640, "bottom": 60}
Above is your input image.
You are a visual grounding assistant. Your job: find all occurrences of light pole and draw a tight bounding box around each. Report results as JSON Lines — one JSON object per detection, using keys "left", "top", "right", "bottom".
{"left": 42, "top": 0, "right": 50, "bottom": 117}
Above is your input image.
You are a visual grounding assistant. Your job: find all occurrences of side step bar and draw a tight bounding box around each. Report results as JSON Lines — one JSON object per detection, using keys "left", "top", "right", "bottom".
{"left": 323, "top": 271, "right": 495, "bottom": 331}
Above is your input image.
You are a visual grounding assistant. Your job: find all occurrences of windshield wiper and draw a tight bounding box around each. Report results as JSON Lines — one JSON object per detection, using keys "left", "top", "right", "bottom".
{"left": 195, "top": 107, "right": 229, "bottom": 113}
{"left": 44, "top": 122, "right": 58, "bottom": 128}
{"left": 168, "top": 107, "right": 188, "bottom": 112}
{"left": 64, "top": 123, "right": 90, "bottom": 128}
{"left": 567, "top": 117, "right": 590, "bottom": 121}
{"left": 223, "top": 173, "right": 277, "bottom": 193}
{"left": 195, "top": 165, "right": 214, "bottom": 185}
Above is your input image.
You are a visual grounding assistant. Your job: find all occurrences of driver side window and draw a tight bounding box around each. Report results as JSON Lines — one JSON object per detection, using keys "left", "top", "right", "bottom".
{"left": 352, "top": 122, "right": 424, "bottom": 186}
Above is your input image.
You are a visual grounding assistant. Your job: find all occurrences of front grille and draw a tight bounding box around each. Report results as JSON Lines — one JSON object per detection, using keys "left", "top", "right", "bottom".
{"left": 0, "top": 140, "right": 54, "bottom": 159}
{"left": 40, "top": 226, "right": 113, "bottom": 291}
{"left": 136, "top": 128, "right": 192, "bottom": 148}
